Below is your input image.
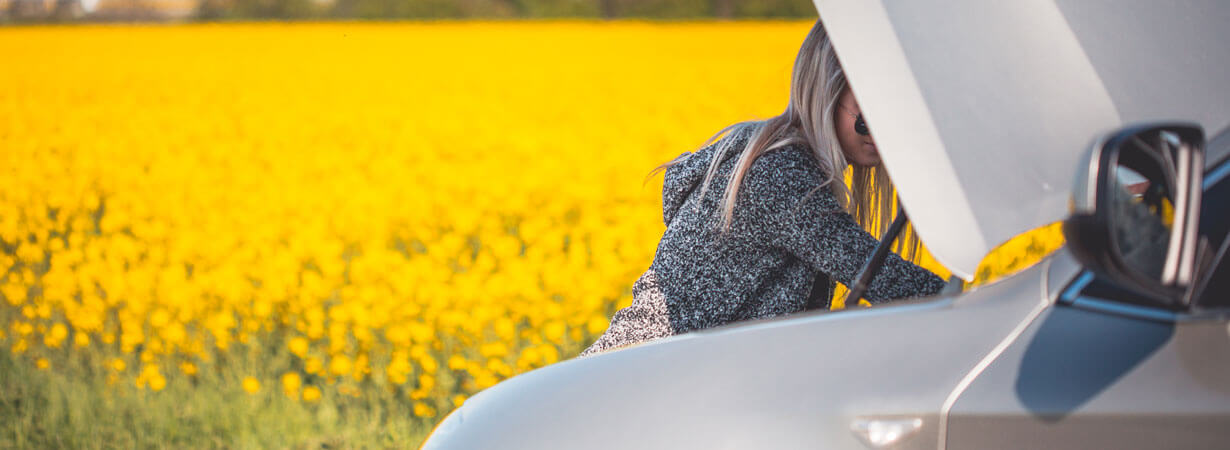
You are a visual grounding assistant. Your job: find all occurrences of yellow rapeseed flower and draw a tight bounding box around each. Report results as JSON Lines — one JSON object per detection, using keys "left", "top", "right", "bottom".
{"left": 242, "top": 376, "right": 261, "bottom": 395}
{"left": 49, "top": 324, "right": 68, "bottom": 341}
{"left": 137, "top": 365, "right": 167, "bottom": 392}
{"left": 329, "top": 355, "right": 352, "bottom": 377}
{"left": 73, "top": 332, "right": 90, "bottom": 348}
{"left": 542, "top": 321, "right": 566, "bottom": 343}
{"left": 417, "top": 374, "right": 435, "bottom": 392}
{"left": 448, "top": 355, "right": 468, "bottom": 371}
{"left": 302, "top": 386, "right": 322, "bottom": 404}
{"left": 281, "top": 372, "right": 302, "bottom": 399}
{"left": 149, "top": 373, "right": 168, "bottom": 392}
{"left": 586, "top": 316, "right": 609, "bottom": 335}
{"left": 1, "top": 282, "right": 24, "bottom": 306}
{"left": 288, "top": 337, "right": 310, "bottom": 359}
{"left": 11, "top": 339, "right": 27, "bottom": 355}
{"left": 305, "top": 357, "right": 323, "bottom": 375}
{"left": 413, "top": 402, "right": 436, "bottom": 418}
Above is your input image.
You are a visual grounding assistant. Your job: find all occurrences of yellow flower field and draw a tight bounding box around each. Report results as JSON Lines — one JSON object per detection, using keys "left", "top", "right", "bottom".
{"left": 0, "top": 21, "right": 1061, "bottom": 445}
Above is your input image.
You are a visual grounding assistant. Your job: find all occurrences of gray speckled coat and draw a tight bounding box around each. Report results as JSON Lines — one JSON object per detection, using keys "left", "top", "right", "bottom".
{"left": 581, "top": 127, "right": 944, "bottom": 356}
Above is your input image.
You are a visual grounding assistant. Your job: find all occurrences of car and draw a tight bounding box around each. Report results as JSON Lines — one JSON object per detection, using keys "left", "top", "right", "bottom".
{"left": 421, "top": 2, "right": 1230, "bottom": 449}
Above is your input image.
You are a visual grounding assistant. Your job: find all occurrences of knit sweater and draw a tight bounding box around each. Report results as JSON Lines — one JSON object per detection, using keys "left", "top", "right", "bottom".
{"left": 580, "top": 127, "right": 946, "bottom": 356}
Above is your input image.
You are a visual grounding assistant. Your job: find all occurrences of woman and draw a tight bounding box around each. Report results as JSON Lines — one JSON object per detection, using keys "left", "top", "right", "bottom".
{"left": 581, "top": 19, "right": 945, "bottom": 356}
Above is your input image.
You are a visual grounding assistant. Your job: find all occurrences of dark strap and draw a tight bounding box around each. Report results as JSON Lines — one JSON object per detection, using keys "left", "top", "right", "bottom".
{"left": 805, "top": 272, "right": 834, "bottom": 311}
{"left": 846, "top": 203, "right": 908, "bottom": 306}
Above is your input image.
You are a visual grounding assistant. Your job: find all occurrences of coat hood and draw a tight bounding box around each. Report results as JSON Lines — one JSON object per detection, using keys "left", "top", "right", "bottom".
{"left": 661, "top": 127, "right": 754, "bottom": 225}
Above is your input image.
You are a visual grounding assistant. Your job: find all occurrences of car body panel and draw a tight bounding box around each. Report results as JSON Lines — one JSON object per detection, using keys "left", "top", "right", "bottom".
{"left": 1210, "top": 126, "right": 1230, "bottom": 171}
{"left": 947, "top": 302, "right": 1230, "bottom": 449}
{"left": 1201, "top": 144, "right": 1230, "bottom": 250}
{"left": 811, "top": 0, "right": 1230, "bottom": 280}
{"left": 1045, "top": 247, "right": 1083, "bottom": 302}
{"left": 423, "top": 253, "right": 1080, "bottom": 449}
{"left": 945, "top": 155, "right": 1230, "bottom": 449}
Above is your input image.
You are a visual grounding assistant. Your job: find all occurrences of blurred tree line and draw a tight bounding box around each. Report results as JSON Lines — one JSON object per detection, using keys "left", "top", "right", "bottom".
{"left": 1, "top": 0, "right": 813, "bottom": 22}
{"left": 195, "top": 0, "right": 816, "bottom": 20}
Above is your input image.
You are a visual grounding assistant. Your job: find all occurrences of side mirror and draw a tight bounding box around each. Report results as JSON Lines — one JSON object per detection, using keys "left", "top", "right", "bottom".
{"left": 1063, "top": 123, "right": 1205, "bottom": 308}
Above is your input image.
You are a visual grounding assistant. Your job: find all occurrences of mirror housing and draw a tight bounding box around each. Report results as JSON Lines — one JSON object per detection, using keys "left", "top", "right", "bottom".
{"left": 1064, "top": 123, "right": 1205, "bottom": 308}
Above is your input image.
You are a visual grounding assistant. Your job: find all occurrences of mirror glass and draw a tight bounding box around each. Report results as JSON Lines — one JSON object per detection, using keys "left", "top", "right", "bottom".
{"left": 1066, "top": 124, "right": 1204, "bottom": 307}
{"left": 1109, "top": 158, "right": 1173, "bottom": 280}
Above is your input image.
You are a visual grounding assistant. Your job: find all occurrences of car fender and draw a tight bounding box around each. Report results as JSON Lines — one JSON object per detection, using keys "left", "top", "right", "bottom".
{"left": 423, "top": 250, "right": 1081, "bottom": 450}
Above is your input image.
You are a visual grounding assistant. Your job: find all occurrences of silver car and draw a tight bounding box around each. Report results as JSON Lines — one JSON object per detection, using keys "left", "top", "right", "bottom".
{"left": 422, "top": 1, "right": 1230, "bottom": 448}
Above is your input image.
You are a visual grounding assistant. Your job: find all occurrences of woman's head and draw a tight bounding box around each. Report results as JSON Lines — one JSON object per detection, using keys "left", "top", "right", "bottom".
{"left": 662, "top": 18, "right": 920, "bottom": 262}
{"left": 834, "top": 88, "right": 880, "bottom": 167}
{"left": 786, "top": 17, "right": 875, "bottom": 174}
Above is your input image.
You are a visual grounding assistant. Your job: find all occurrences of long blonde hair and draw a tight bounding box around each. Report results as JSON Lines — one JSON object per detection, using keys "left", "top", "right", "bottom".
{"left": 658, "top": 19, "right": 920, "bottom": 261}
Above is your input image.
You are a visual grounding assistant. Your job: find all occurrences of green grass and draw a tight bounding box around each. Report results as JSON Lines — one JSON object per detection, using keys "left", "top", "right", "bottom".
{"left": 0, "top": 347, "right": 432, "bottom": 449}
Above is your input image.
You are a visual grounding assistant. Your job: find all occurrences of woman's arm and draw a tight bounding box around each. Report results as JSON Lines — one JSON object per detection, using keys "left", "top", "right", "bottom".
{"left": 737, "top": 148, "right": 945, "bottom": 303}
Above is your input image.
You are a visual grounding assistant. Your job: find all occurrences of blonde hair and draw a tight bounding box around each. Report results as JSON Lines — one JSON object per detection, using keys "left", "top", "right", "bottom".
{"left": 657, "top": 19, "right": 920, "bottom": 262}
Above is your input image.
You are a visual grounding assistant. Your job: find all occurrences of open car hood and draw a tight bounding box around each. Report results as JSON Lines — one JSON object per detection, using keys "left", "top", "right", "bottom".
{"left": 812, "top": 0, "right": 1230, "bottom": 280}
